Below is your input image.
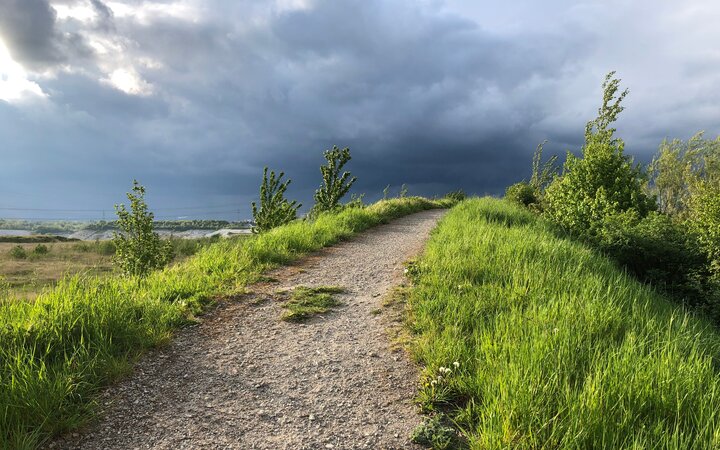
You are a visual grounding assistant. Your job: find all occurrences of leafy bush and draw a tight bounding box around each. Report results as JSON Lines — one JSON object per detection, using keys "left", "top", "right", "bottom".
{"left": 251, "top": 167, "right": 301, "bottom": 233}
{"left": 544, "top": 72, "right": 654, "bottom": 237}
{"left": 596, "top": 211, "right": 718, "bottom": 313}
{"left": 687, "top": 180, "right": 720, "bottom": 278}
{"left": 648, "top": 133, "right": 720, "bottom": 217}
{"left": 312, "top": 146, "right": 357, "bottom": 214}
{"left": 504, "top": 142, "right": 557, "bottom": 209}
{"left": 112, "top": 180, "right": 173, "bottom": 277}
{"left": 505, "top": 181, "right": 537, "bottom": 207}
{"left": 33, "top": 244, "right": 49, "bottom": 255}
{"left": 9, "top": 245, "right": 26, "bottom": 259}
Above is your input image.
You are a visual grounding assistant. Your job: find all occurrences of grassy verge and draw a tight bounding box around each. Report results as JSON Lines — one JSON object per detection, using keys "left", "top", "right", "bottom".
{"left": 0, "top": 197, "right": 451, "bottom": 449}
{"left": 408, "top": 197, "right": 720, "bottom": 449}
{"left": 0, "top": 237, "right": 222, "bottom": 300}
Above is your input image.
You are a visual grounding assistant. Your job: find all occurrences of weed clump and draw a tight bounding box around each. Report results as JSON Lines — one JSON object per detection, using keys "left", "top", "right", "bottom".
{"left": 280, "top": 286, "right": 345, "bottom": 322}
{"left": 411, "top": 413, "right": 463, "bottom": 449}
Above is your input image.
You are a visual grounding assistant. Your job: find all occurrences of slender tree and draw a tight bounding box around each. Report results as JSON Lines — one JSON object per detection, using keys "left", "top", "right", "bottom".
{"left": 251, "top": 167, "right": 301, "bottom": 233}
{"left": 313, "top": 146, "right": 357, "bottom": 213}
{"left": 112, "top": 180, "right": 172, "bottom": 277}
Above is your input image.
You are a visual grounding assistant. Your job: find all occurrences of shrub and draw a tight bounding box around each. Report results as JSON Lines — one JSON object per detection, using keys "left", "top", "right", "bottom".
{"left": 596, "top": 211, "right": 718, "bottom": 312}
{"left": 505, "top": 142, "right": 558, "bottom": 209}
{"left": 687, "top": 179, "right": 720, "bottom": 278}
{"left": 544, "top": 72, "right": 654, "bottom": 237}
{"left": 112, "top": 180, "right": 173, "bottom": 277}
{"left": 33, "top": 244, "right": 49, "bottom": 255}
{"left": 251, "top": 167, "right": 301, "bottom": 233}
{"left": 648, "top": 133, "right": 720, "bottom": 217}
{"left": 97, "top": 240, "right": 116, "bottom": 256}
{"left": 9, "top": 245, "right": 26, "bottom": 259}
{"left": 505, "top": 181, "right": 537, "bottom": 207}
{"left": 312, "top": 145, "right": 357, "bottom": 214}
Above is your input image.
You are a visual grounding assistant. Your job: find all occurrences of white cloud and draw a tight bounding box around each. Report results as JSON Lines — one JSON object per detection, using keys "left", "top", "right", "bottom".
{"left": 102, "top": 67, "right": 153, "bottom": 95}
{"left": 0, "top": 40, "right": 47, "bottom": 102}
{"left": 52, "top": 2, "right": 97, "bottom": 22}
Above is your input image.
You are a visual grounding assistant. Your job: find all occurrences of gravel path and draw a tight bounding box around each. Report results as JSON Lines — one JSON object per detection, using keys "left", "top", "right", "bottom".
{"left": 52, "top": 209, "right": 446, "bottom": 450}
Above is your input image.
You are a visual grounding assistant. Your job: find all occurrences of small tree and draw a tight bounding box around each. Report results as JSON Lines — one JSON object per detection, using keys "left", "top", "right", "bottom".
{"left": 543, "top": 72, "right": 654, "bottom": 236}
{"left": 112, "top": 180, "right": 172, "bottom": 277}
{"left": 313, "top": 146, "right": 357, "bottom": 213}
{"left": 251, "top": 167, "right": 301, "bottom": 233}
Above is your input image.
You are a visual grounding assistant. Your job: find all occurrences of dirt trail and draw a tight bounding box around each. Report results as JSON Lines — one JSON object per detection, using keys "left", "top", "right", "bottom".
{"left": 52, "top": 209, "right": 446, "bottom": 450}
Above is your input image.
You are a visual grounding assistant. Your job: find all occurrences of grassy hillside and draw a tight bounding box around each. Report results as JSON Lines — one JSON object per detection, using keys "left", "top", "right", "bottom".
{"left": 0, "top": 197, "right": 450, "bottom": 449}
{"left": 0, "top": 237, "right": 222, "bottom": 300}
{"left": 408, "top": 198, "right": 720, "bottom": 449}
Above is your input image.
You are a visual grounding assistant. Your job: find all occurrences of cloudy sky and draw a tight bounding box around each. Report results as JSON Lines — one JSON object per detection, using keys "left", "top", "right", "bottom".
{"left": 0, "top": 0, "right": 719, "bottom": 220}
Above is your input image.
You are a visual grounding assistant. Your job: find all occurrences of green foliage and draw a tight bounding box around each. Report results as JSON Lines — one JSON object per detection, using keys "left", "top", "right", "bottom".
{"left": 0, "top": 197, "right": 445, "bottom": 448}
{"left": 344, "top": 193, "right": 366, "bottom": 209}
{"left": 596, "top": 211, "right": 718, "bottom": 314}
{"left": 313, "top": 146, "right": 357, "bottom": 213}
{"left": 411, "top": 414, "right": 462, "bottom": 449}
{"left": 544, "top": 72, "right": 654, "bottom": 237}
{"left": 112, "top": 180, "right": 173, "bottom": 277}
{"left": 383, "top": 184, "right": 391, "bottom": 200}
{"left": 400, "top": 183, "right": 409, "bottom": 198}
{"left": 646, "top": 133, "right": 720, "bottom": 217}
{"left": 688, "top": 179, "right": 720, "bottom": 278}
{"left": 444, "top": 190, "right": 466, "bottom": 203}
{"left": 251, "top": 167, "right": 301, "bottom": 233}
{"left": 33, "top": 244, "right": 49, "bottom": 255}
{"left": 408, "top": 198, "right": 720, "bottom": 449}
{"left": 529, "top": 140, "right": 558, "bottom": 201}
{"left": 504, "top": 181, "right": 537, "bottom": 207}
{"left": 9, "top": 245, "right": 27, "bottom": 260}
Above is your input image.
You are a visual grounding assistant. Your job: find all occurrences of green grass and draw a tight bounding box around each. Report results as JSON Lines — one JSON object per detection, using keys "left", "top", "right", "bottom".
{"left": 280, "top": 286, "right": 345, "bottom": 322}
{"left": 0, "top": 236, "right": 223, "bottom": 300}
{"left": 408, "top": 197, "right": 720, "bottom": 449}
{"left": 0, "top": 197, "right": 451, "bottom": 449}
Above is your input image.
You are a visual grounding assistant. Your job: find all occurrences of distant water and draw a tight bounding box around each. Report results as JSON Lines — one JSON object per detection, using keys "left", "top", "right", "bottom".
{"left": 0, "top": 230, "right": 32, "bottom": 236}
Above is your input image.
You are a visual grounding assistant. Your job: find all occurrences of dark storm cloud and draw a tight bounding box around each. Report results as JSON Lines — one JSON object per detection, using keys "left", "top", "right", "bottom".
{"left": 1, "top": 0, "right": 719, "bottom": 218}
{"left": 0, "top": 0, "right": 92, "bottom": 69}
